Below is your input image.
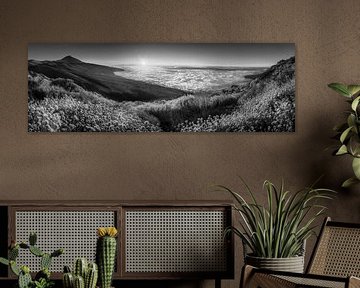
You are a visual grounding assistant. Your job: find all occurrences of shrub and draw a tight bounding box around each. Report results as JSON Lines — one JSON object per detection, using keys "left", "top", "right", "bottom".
{"left": 28, "top": 73, "right": 161, "bottom": 132}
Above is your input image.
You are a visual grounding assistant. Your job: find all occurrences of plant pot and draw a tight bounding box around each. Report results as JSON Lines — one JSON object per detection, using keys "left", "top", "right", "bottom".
{"left": 245, "top": 254, "right": 304, "bottom": 273}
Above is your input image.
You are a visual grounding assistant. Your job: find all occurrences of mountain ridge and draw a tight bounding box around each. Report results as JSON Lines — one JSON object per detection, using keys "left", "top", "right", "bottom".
{"left": 28, "top": 57, "right": 185, "bottom": 102}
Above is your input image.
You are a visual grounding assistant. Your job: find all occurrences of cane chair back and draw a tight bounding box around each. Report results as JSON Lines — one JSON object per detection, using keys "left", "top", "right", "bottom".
{"left": 307, "top": 217, "right": 360, "bottom": 277}
{"left": 241, "top": 217, "right": 360, "bottom": 288}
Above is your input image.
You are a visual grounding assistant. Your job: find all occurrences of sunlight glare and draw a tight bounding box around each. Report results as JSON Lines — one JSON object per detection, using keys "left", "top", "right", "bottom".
{"left": 140, "top": 58, "right": 147, "bottom": 66}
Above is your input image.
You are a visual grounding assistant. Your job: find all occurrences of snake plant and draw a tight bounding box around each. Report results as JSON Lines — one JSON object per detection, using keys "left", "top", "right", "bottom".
{"left": 216, "top": 179, "right": 335, "bottom": 258}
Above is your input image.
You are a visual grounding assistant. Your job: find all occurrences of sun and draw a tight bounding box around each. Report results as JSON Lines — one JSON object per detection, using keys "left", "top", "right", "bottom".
{"left": 140, "top": 58, "right": 147, "bottom": 66}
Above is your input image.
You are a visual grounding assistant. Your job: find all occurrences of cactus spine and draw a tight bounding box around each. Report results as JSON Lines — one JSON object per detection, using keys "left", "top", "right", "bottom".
{"left": 96, "top": 227, "right": 118, "bottom": 288}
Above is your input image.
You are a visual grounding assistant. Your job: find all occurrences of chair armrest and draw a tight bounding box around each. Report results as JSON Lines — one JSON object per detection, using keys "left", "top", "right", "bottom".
{"left": 240, "top": 265, "right": 349, "bottom": 288}
{"left": 349, "top": 276, "right": 360, "bottom": 288}
{"left": 240, "top": 265, "right": 295, "bottom": 288}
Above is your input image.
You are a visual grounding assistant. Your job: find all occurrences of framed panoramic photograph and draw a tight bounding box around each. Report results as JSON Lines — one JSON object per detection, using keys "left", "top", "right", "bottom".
{"left": 28, "top": 43, "right": 295, "bottom": 132}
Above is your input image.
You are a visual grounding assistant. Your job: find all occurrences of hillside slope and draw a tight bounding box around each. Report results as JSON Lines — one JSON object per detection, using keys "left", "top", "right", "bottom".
{"left": 177, "top": 56, "right": 295, "bottom": 132}
{"left": 28, "top": 56, "right": 185, "bottom": 102}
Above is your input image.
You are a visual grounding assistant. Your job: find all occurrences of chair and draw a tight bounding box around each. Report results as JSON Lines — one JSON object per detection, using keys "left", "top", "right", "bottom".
{"left": 241, "top": 217, "right": 360, "bottom": 288}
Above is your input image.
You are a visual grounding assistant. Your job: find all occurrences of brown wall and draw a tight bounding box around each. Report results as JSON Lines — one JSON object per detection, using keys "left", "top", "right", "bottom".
{"left": 1, "top": 0, "right": 360, "bottom": 287}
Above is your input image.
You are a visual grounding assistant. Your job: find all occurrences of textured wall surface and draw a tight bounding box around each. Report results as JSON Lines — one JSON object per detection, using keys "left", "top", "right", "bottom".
{"left": 0, "top": 1, "right": 360, "bottom": 287}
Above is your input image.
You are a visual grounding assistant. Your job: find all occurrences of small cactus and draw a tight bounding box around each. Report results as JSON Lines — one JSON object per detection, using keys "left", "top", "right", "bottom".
{"left": 35, "top": 268, "right": 50, "bottom": 281}
{"left": 75, "top": 258, "right": 88, "bottom": 279}
{"left": 29, "top": 232, "right": 37, "bottom": 246}
{"left": 74, "top": 275, "right": 85, "bottom": 288}
{"left": 10, "top": 260, "right": 20, "bottom": 276}
{"left": 41, "top": 253, "right": 52, "bottom": 270}
{"left": 19, "top": 242, "right": 29, "bottom": 249}
{"left": 63, "top": 273, "right": 74, "bottom": 288}
{"left": 63, "top": 260, "right": 98, "bottom": 288}
{"left": 63, "top": 266, "right": 74, "bottom": 288}
{"left": 9, "top": 246, "right": 19, "bottom": 260}
{"left": 51, "top": 248, "right": 64, "bottom": 257}
{"left": 96, "top": 227, "right": 118, "bottom": 288}
{"left": 85, "top": 263, "right": 98, "bottom": 288}
{"left": 29, "top": 245, "right": 44, "bottom": 257}
{"left": 18, "top": 269, "right": 32, "bottom": 288}
{"left": 0, "top": 232, "right": 63, "bottom": 288}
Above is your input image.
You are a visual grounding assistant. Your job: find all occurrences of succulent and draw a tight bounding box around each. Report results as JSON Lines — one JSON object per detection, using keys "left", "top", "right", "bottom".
{"left": 74, "top": 275, "right": 85, "bottom": 288}
{"left": 19, "top": 267, "right": 32, "bottom": 288}
{"left": 74, "top": 258, "right": 88, "bottom": 280}
{"left": 96, "top": 227, "right": 118, "bottom": 288}
{"left": 62, "top": 259, "right": 98, "bottom": 288}
{"left": 85, "top": 262, "right": 98, "bottom": 288}
{"left": 62, "top": 266, "right": 74, "bottom": 288}
{"left": 0, "top": 232, "right": 63, "bottom": 288}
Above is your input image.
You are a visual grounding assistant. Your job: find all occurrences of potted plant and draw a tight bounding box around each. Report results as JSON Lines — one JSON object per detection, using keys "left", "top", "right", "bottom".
{"left": 0, "top": 232, "right": 63, "bottom": 288}
{"left": 216, "top": 179, "right": 334, "bottom": 273}
{"left": 328, "top": 83, "right": 360, "bottom": 187}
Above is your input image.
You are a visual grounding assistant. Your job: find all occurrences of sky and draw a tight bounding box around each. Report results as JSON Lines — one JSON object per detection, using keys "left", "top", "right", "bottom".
{"left": 28, "top": 43, "right": 295, "bottom": 67}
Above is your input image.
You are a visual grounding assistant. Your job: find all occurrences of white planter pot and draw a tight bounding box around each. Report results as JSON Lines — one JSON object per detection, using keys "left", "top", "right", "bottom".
{"left": 245, "top": 254, "right": 305, "bottom": 273}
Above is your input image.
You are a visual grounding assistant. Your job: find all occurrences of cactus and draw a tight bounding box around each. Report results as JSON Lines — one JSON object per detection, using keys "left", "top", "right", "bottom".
{"left": 51, "top": 248, "right": 64, "bottom": 258}
{"left": 63, "top": 265, "right": 74, "bottom": 288}
{"left": 9, "top": 245, "right": 19, "bottom": 260}
{"left": 29, "top": 232, "right": 37, "bottom": 246}
{"left": 63, "top": 260, "right": 98, "bottom": 288}
{"left": 19, "top": 242, "right": 29, "bottom": 249}
{"left": 63, "top": 273, "right": 74, "bottom": 288}
{"left": 18, "top": 269, "right": 32, "bottom": 288}
{"left": 10, "top": 260, "right": 20, "bottom": 275}
{"left": 96, "top": 227, "right": 117, "bottom": 288}
{"left": 85, "top": 263, "right": 98, "bottom": 288}
{"left": 35, "top": 268, "right": 50, "bottom": 281}
{"left": 41, "top": 253, "right": 52, "bottom": 270}
{"left": 0, "top": 233, "right": 63, "bottom": 288}
{"left": 30, "top": 245, "right": 44, "bottom": 257}
{"left": 74, "top": 275, "right": 85, "bottom": 288}
{"left": 75, "top": 258, "right": 88, "bottom": 279}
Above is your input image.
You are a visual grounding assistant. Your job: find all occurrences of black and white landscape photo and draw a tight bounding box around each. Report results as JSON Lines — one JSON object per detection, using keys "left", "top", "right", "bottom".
{"left": 28, "top": 43, "right": 295, "bottom": 132}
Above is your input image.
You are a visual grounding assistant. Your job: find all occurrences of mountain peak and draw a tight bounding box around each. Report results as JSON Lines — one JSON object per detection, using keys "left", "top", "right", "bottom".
{"left": 60, "top": 55, "right": 83, "bottom": 63}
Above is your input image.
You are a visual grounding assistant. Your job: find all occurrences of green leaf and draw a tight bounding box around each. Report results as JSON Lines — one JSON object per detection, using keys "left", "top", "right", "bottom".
{"left": 347, "top": 85, "right": 360, "bottom": 97}
{"left": 351, "top": 96, "right": 360, "bottom": 111}
{"left": 0, "top": 257, "right": 9, "bottom": 266}
{"left": 342, "top": 177, "right": 360, "bottom": 188}
{"left": 352, "top": 157, "right": 360, "bottom": 179}
{"left": 347, "top": 114, "right": 356, "bottom": 128}
{"left": 336, "top": 144, "right": 348, "bottom": 155}
{"left": 328, "top": 83, "right": 351, "bottom": 97}
{"left": 347, "top": 135, "right": 360, "bottom": 157}
{"left": 340, "top": 126, "right": 353, "bottom": 143}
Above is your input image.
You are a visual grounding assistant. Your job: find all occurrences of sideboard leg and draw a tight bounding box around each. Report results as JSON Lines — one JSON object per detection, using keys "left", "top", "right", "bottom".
{"left": 215, "top": 278, "right": 221, "bottom": 288}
